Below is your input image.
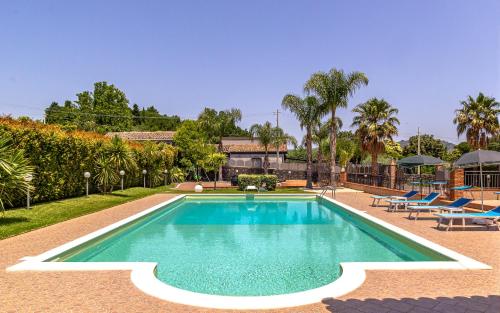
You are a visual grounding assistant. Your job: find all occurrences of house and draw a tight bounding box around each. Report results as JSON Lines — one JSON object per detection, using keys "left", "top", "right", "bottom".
{"left": 220, "top": 137, "right": 287, "bottom": 169}
{"left": 105, "top": 131, "right": 175, "bottom": 144}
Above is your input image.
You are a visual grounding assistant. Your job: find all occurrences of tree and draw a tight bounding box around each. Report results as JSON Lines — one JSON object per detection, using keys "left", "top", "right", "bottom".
{"left": 443, "top": 142, "right": 472, "bottom": 162}
{"left": 198, "top": 108, "right": 245, "bottom": 150}
{"left": 336, "top": 137, "right": 357, "bottom": 168}
{"left": 352, "top": 98, "right": 399, "bottom": 179}
{"left": 453, "top": 92, "right": 499, "bottom": 149}
{"left": 44, "top": 100, "right": 78, "bottom": 125}
{"left": 403, "top": 134, "right": 447, "bottom": 159}
{"left": 134, "top": 105, "right": 181, "bottom": 131}
{"left": 304, "top": 68, "right": 368, "bottom": 184}
{"left": 249, "top": 122, "right": 274, "bottom": 174}
{"left": 0, "top": 136, "right": 34, "bottom": 214}
{"left": 281, "top": 94, "right": 322, "bottom": 188}
{"left": 106, "top": 136, "right": 137, "bottom": 174}
{"left": 271, "top": 127, "right": 297, "bottom": 171}
{"left": 204, "top": 152, "right": 227, "bottom": 189}
{"left": 174, "top": 120, "right": 214, "bottom": 180}
{"left": 312, "top": 121, "right": 329, "bottom": 166}
{"left": 487, "top": 140, "right": 500, "bottom": 152}
{"left": 384, "top": 140, "right": 403, "bottom": 160}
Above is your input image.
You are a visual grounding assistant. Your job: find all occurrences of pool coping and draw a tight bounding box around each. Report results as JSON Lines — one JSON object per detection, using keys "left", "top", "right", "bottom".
{"left": 6, "top": 194, "right": 491, "bottom": 310}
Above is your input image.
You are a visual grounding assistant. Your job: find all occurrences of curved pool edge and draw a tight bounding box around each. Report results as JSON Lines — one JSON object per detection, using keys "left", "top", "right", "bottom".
{"left": 5, "top": 193, "right": 492, "bottom": 310}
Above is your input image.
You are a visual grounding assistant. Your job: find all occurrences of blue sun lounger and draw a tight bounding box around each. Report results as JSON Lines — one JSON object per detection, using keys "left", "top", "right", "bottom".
{"left": 370, "top": 190, "right": 418, "bottom": 207}
{"left": 435, "top": 206, "right": 500, "bottom": 231}
{"left": 451, "top": 185, "right": 475, "bottom": 199}
{"left": 407, "top": 197, "right": 472, "bottom": 221}
{"left": 387, "top": 192, "right": 440, "bottom": 212}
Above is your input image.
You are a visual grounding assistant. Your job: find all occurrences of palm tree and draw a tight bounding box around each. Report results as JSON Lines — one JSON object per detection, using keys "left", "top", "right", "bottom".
{"left": 0, "top": 136, "right": 34, "bottom": 214}
{"left": 204, "top": 152, "right": 227, "bottom": 190}
{"left": 249, "top": 122, "right": 274, "bottom": 174}
{"left": 282, "top": 94, "right": 322, "bottom": 188}
{"left": 305, "top": 68, "right": 368, "bottom": 185}
{"left": 271, "top": 127, "right": 297, "bottom": 171}
{"left": 107, "top": 136, "right": 137, "bottom": 173}
{"left": 453, "top": 93, "right": 499, "bottom": 149}
{"left": 312, "top": 118, "right": 343, "bottom": 166}
{"left": 351, "top": 98, "right": 399, "bottom": 181}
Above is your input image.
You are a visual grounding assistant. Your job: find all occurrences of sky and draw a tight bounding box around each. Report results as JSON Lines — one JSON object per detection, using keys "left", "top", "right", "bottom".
{"left": 1, "top": 0, "right": 499, "bottom": 144}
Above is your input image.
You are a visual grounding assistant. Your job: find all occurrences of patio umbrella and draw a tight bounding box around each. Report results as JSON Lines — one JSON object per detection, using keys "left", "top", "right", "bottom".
{"left": 454, "top": 149, "right": 500, "bottom": 211}
{"left": 398, "top": 155, "right": 446, "bottom": 197}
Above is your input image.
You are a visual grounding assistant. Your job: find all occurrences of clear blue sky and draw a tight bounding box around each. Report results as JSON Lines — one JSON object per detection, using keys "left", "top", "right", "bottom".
{"left": 1, "top": 0, "right": 499, "bottom": 143}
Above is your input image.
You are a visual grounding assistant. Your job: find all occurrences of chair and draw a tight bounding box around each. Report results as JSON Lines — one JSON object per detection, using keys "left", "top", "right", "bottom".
{"left": 370, "top": 190, "right": 418, "bottom": 207}
{"left": 407, "top": 197, "right": 472, "bottom": 221}
{"left": 387, "top": 192, "right": 440, "bottom": 212}
{"left": 451, "top": 185, "right": 474, "bottom": 199}
{"left": 435, "top": 206, "right": 500, "bottom": 231}
{"left": 245, "top": 185, "right": 258, "bottom": 192}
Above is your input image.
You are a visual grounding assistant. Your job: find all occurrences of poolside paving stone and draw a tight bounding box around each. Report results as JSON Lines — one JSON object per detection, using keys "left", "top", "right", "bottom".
{"left": 1, "top": 192, "right": 499, "bottom": 312}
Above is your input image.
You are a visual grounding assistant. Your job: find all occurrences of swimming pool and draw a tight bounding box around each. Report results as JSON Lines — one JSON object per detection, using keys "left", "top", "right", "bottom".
{"left": 8, "top": 194, "right": 490, "bottom": 309}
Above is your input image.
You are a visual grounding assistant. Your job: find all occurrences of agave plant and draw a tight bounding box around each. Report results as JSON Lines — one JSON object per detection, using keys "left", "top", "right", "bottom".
{"left": 0, "top": 136, "right": 34, "bottom": 214}
{"left": 169, "top": 167, "right": 186, "bottom": 184}
{"left": 106, "top": 136, "right": 137, "bottom": 173}
{"left": 94, "top": 155, "right": 119, "bottom": 193}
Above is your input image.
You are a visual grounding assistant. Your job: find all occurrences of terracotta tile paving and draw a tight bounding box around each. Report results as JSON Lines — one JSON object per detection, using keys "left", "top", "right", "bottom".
{"left": 1, "top": 192, "right": 500, "bottom": 312}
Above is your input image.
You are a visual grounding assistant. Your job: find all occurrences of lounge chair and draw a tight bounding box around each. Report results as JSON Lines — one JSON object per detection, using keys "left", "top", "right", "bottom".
{"left": 245, "top": 185, "right": 258, "bottom": 192}
{"left": 387, "top": 192, "right": 440, "bottom": 212}
{"left": 435, "top": 206, "right": 500, "bottom": 231}
{"left": 370, "top": 190, "right": 418, "bottom": 207}
{"left": 407, "top": 197, "right": 472, "bottom": 221}
{"left": 451, "top": 185, "right": 474, "bottom": 199}
{"left": 495, "top": 191, "right": 500, "bottom": 200}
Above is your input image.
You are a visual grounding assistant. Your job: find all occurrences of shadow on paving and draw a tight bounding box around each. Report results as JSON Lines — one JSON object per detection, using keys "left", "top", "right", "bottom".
{"left": 321, "top": 295, "right": 500, "bottom": 313}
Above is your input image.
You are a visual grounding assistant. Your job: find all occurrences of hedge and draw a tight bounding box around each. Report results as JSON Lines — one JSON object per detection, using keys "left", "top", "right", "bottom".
{"left": 237, "top": 174, "right": 278, "bottom": 191}
{"left": 0, "top": 118, "right": 146, "bottom": 206}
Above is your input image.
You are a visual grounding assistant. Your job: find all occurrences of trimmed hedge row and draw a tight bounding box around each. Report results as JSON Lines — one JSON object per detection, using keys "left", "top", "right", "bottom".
{"left": 237, "top": 174, "right": 278, "bottom": 191}
{"left": 0, "top": 118, "right": 144, "bottom": 206}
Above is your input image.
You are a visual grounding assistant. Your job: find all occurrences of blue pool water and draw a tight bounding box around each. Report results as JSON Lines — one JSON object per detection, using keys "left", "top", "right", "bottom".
{"left": 54, "top": 196, "right": 450, "bottom": 296}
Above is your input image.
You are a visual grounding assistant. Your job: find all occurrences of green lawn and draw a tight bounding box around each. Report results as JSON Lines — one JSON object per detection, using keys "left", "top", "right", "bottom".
{"left": 0, "top": 186, "right": 170, "bottom": 240}
{"left": 0, "top": 186, "right": 308, "bottom": 239}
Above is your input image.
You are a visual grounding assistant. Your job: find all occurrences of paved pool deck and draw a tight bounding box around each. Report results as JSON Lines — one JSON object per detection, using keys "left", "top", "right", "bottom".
{"left": 1, "top": 192, "right": 499, "bottom": 312}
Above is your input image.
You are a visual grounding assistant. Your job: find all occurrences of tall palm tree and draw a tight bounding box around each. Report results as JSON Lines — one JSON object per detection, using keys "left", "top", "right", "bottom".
{"left": 0, "top": 136, "right": 34, "bottom": 214}
{"left": 249, "top": 122, "right": 274, "bottom": 174}
{"left": 271, "top": 127, "right": 297, "bottom": 171}
{"left": 305, "top": 68, "right": 368, "bottom": 184}
{"left": 351, "top": 98, "right": 399, "bottom": 180}
{"left": 453, "top": 93, "right": 499, "bottom": 149}
{"left": 312, "top": 118, "right": 343, "bottom": 166}
{"left": 282, "top": 94, "right": 322, "bottom": 188}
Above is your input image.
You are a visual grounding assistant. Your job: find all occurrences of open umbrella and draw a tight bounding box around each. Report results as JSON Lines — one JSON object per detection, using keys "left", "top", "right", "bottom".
{"left": 398, "top": 155, "right": 446, "bottom": 197}
{"left": 454, "top": 149, "right": 500, "bottom": 211}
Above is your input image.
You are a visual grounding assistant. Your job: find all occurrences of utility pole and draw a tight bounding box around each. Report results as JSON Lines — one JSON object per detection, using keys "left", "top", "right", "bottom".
{"left": 273, "top": 109, "right": 280, "bottom": 128}
{"left": 417, "top": 127, "right": 421, "bottom": 175}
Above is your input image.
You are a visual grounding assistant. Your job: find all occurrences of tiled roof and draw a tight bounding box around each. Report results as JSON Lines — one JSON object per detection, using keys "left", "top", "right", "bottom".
{"left": 222, "top": 144, "right": 287, "bottom": 153}
{"left": 105, "top": 131, "right": 175, "bottom": 141}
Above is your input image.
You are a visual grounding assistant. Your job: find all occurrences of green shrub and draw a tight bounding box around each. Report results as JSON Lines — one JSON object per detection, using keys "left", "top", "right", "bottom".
{"left": 261, "top": 175, "right": 278, "bottom": 191}
{"left": 237, "top": 174, "right": 278, "bottom": 191}
{"left": 0, "top": 117, "right": 177, "bottom": 206}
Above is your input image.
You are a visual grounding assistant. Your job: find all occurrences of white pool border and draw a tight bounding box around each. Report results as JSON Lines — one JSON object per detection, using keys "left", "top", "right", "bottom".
{"left": 7, "top": 193, "right": 491, "bottom": 310}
